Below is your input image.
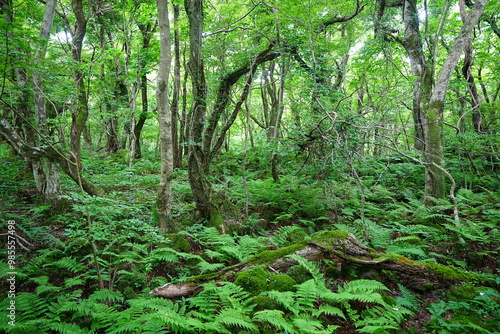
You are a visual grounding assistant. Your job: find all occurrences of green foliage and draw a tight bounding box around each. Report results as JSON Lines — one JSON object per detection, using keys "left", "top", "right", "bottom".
{"left": 426, "top": 288, "right": 500, "bottom": 333}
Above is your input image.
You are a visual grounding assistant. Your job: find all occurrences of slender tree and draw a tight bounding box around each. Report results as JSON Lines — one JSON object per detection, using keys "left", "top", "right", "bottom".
{"left": 156, "top": 0, "right": 174, "bottom": 232}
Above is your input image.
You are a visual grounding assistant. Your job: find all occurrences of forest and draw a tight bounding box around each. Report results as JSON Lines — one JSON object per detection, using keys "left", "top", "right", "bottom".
{"left": 0, "top": 0, "right": 499, "bottom": 333}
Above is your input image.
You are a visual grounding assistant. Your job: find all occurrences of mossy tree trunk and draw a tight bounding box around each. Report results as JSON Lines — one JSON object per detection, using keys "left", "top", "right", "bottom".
{"left": 32, "top": 0, "right": 64, "bottom": 204}
{"left": 378, "top": 0, "right": 489, "bottom": 205}
{"left": 69, "top": 0, "right": 89, "bottom": 170}
{"left": 184, "top": 0, "right": 279, "bottom": 227}
{"left": 151, "top": 230, "right": 485, "bottom": 298}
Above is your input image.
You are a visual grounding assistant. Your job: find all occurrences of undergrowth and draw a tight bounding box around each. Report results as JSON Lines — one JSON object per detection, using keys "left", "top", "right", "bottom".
{"left": 0, "top": 144, "right": 499, "bottom": 333}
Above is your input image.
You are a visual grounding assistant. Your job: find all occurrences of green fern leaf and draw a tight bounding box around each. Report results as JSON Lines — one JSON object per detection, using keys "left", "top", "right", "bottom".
{"left": 342, "top": 279, "right": 389, "bottom": 294}
{"left": 264, "top": 290, "right": 300, "bottom": 315}
{"left": 312, "top": 305, "right": 345, "bottom": 319}
{"left": 253, "top": 309, "right": 294, "bottom": 332}
{"left": 291, "top": 313, "right": 328, "bottom": 332}
{"left": 88, "top": 288, "right": 124, "bottom": 303}
{"left": 396, "top": 284, "right": 420, "bottom": 311}
{"left": 215, "top": 308, "right": 258, "bottom": 332}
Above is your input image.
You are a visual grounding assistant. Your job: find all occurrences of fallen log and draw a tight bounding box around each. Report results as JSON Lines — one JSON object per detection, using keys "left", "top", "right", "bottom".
{"left": 151, "top": 230, "right": 481, "bottom": 298}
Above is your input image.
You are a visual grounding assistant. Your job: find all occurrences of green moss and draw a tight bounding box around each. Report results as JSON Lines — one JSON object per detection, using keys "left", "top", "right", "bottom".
{"left": 269, "top": 274, "right": 296, "bottom": 292}
{"left": 247, "top": 242, "right": 307, "bottom": 265}
{"left": 167, "top": 233, "right": 191, "bottom": 252}
{"left": 324, "top": 261, "right": 342, "bottom": 279}
{"left": 287, "top": 265, "right": 313, "bottom": 284}
{"left": 123, "top": 287, "right": 137, "bottom": 299}
{"left": 422, "top": 262, "right": 475, "bottom": 282}
{"left": 234, "top": 266, "right": 271, "bottom": 295}
{"left": 446, "top": 285, "right": 479, "bottom": 302}
{"left": 311, "top": 230, "right": 349, "bottom": 245}
{"left": 288, "top": 230, "right": 307, "bottom": 244}
{"left": 250, "top": 295, "right": 281, "bottom": 312}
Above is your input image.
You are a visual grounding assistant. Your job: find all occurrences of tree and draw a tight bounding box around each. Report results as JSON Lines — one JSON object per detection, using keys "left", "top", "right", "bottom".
{"left": 156, "top": 0, "right": 173, "bottom": 232}
{"left": 184, "top": 0, "right": 280, "bottom": 225}
{"left": 377, "top": 0, "right": 489, "bottom": 204}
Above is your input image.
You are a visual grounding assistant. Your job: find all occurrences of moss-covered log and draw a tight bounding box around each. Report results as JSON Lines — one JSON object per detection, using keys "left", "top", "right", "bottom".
{"left": 151, "top": 230, "right": 482, "bottom": 298}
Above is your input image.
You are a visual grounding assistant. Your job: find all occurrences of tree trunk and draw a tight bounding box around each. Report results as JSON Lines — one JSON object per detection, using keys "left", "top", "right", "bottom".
{"left": 156, "top": 0, "right": 174, "bottom": 232}
{"left": 70, "top": 0, "right": 88, "bottom": 168}
{"left": 134, "top": 22, "right": 155, "bottom": 159}
{"left": 151, "top": 230, "right": 482, "bottom": 298}
{"left": 172, "top": 2, "right": 182, "bottom": 168}
{"left": 184, "top": 0, "right": 215, "bottom": 222}
{"left": 459, "top": 0, "right": 483, "bottom": 133}
{"left": 31, "top": 0, "right": 63, "bottom": 204}
{"left": 422, "top": 0, "right": 488, "bottom": 204}
{"left": 0, "top": 117, "right": 105, "bottom": 197}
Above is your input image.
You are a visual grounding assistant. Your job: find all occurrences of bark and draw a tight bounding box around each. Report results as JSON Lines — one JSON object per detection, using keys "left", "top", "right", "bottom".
{"left": 423, "top": 0, "right": 488, "bottom": 204}
{"left": 70, "top": 0, "right": 89, "bottom": 168}
{"left": 31, "top": 0, "right": 63, "bottom": 203}
{"left": 184, "top": 0, "right": 279, "bottom": 224}
{"left": 184, "top": 0, "right": 220, "bottom": 224}
{"left": 134, "top": 22, "right": 155, "bottom": 159}
{"left": 172, "top": 2, "right": 182, "bottom": 168}
{"left": 401, "top": 0, "right": 434, "bottom": 152}
{"left": 151, "top": 230, "right": 479, "bottom": 298}
{"left": 459, "top": 0, "right": 483, "bottom": 133}
{"left": 156, "top": 0, "right": 174, "bottom": 232}
{"left": 0, "top": 117, "right": 105, "bottom": 197}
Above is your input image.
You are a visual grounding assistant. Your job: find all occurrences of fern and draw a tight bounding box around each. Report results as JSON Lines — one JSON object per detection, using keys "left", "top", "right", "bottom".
{"left": 264, "top": 290, "right": 300, "bottom": 315}
{"left": 272, "top": 225, "right": 303, "bottom": 247}
{"left": 253, "top": 309, "right": 295, "bottom": 332}
{"left": 287, "top": 254, "right": 324, "bottom": 283}
{"left": 215, "top": 308, "right": 258, "bottom": 332}
{"left": 396, "top": 283, "right": 421, "bottom": 311}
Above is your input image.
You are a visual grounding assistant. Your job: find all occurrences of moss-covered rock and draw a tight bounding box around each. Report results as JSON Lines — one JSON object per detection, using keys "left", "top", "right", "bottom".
{"left": 250, "top": 295, "right": 281, "bottom": 312}
{"left": 268, "top": 274, "right": 296, "bottom": 292}
{"left": 446, "top": 285, "right": 479, "bottom": 301}
{"left": 234, "top": 266, "right": 271, "bottom": 295}
{"left": 167, "top": 233, "right": 191, "bottom": 253}
{"left": 286, "top": 265, "right": 313, "bottom": 284}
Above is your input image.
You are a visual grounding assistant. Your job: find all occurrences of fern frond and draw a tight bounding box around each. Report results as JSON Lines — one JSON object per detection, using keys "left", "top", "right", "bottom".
{"left": 197, "top": 260, "right": 225, "bottom": 273}
{"left": 396, "top": 283, "right": 420, "bottom": 311}
{"left": 272, "top": 225, "right": 302, "bottom": 247}
{"left": 264, "top": 290, "right": 300, "bottom": 315}
{"left": 342, "top": 279, "right": 389, "bottom": 294}
{"left": 47, "top": 321, "right": 92, "bottom": 334}
{"left": 295, "top": 279, "right": 320, "bottom": 310}
{"left": 253, "top": 309, "right": 294, "bottom": 332}
{"left": 291, "top": 313, "right": 329, "bottom": 333}
{"left": 49, "top": 256, "right": 86, "bottom": 273}
{"left": 147, "top": 248, "right": 180, "bottom": 264}
{"left": 312, "top": 305, "right": 345, "bottom": 319}
{"left": 88, "top": 288, "right": 124, "bottom": 303}
{"left": 287, "top": 254, "right": 324, "bottom": 283}
{"left": 215, "top": 308, "right": 258, "bottom": 332}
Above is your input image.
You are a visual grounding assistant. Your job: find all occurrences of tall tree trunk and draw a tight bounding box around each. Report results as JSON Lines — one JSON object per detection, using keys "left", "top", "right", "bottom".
{"left": 422, "top": 0, "right": 488, "bottom": 204}
{"left": 172, "top": 2, "right": 182, "bottom": 168}
{"left": 156, "top": 0, "right": 174, "bottom": 232}
{"left": 70, "top": 0, "right": 88, "bottom": 169}
{"left": 459, "top": 0, "right": 483, "bottom": 133}
{"left": 184, "top": 0, "right": 215, "bottom": 223}
{"left": 401, "top": 0, "right": 435, "bottom": 152}
{"left": 32, "top": 0, "right": 63, "bottom": 203}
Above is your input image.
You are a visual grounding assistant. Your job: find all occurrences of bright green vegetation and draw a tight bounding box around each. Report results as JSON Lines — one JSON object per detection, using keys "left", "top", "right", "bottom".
{"left": 1, "top": 141, "right": 499, "bottom": 333}
{"left": 1, "top": 0, "right": 500, "bottom": 333}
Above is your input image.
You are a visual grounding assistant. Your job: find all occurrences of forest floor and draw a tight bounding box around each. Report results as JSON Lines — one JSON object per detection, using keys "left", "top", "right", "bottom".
{"left": 1, "top": 146, "right": 499, "bottom": 333}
